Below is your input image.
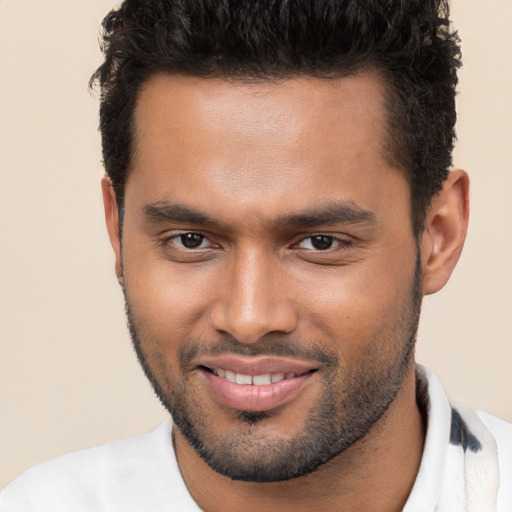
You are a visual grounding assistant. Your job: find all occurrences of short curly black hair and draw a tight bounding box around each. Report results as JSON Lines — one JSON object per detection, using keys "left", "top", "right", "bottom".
{"left": 91, "top": 0, "right": 461, "bottom": 236}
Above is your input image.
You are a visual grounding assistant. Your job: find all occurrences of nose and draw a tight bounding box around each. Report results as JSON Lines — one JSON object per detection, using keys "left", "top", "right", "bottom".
{"left": 209, "top": 248, "right": 298, "bottom": 344}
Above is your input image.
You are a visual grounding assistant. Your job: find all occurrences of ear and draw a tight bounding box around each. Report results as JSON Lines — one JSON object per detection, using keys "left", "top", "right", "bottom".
{"left": 101, "top": 176, "right": 123, "bottom": 285}
{"left": 420, "top": 169, "right": 470, "bottom": 295}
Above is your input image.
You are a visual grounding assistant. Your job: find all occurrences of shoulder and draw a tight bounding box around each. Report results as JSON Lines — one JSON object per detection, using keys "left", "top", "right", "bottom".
{"left": 477, "top": 410, "right": 512, "bottom": 443}
{"left": 464, "top": 409, "right": 512, "bottom": 511}
{"left": 459, "top": 408, "right": 512, "bottom": 459}
{"left": 477, "top": 411, "right": 512, "bottom": 478}
{"left": 0, "top": 421, "right": 175, "bottom": 512}
{"left": 413, "top": 368, "right": 512, "bottom": 511}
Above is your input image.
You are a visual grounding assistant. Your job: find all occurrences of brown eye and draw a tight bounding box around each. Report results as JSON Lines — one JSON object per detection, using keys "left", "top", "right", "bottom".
{"left": 179, "top": 233, "right": 206, "bottom": 249}
{"left": 309, "top": 235, "right": 334, "bottom": 250}
{"left": 296, "top": 235, "right": 351, "bottom": 252}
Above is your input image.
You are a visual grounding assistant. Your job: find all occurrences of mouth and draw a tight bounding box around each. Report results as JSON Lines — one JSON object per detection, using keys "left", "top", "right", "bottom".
{"left": 202, "top": 366, "right": 313, "bottom": 385}
{"left": 197, "top": 357, "right": 319, "bottom": 412}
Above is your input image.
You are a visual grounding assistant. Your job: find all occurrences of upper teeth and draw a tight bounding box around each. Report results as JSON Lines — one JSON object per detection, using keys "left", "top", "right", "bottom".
{"left": 212, "top": 369, "right": 297, "bottom": 385}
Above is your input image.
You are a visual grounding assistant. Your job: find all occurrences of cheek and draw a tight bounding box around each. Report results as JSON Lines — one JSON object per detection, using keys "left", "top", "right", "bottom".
{"left": 123, "top": 250, "right": 218, "bottom": 341}
{"left": 292, "top": 254, "right": 417, "bottom": 357}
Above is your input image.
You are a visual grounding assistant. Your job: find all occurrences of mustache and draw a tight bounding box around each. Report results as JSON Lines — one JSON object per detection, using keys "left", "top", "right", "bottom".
{"left": 179, "top": 335, "right": 339, "bottom": 371}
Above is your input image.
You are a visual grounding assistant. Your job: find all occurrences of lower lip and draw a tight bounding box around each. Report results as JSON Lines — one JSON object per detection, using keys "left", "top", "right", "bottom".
{"left": 200, "top": 369, "right": 314, "bottom": 412}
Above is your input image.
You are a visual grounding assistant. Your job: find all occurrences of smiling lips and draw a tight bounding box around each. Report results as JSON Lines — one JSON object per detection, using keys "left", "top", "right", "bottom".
{"left": 198, "top": 356, "right": 318, "bottom": 412}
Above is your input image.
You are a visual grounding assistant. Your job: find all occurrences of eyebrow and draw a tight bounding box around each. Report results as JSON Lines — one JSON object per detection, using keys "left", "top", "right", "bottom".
{"left": 275, "top": 203, "right": 376, "bottom": 228}
{"left": 142, "top": 200, "right": 376, "bottom": 230}
{"left": 143, "top": 202, "right": 226, "bottom": 228}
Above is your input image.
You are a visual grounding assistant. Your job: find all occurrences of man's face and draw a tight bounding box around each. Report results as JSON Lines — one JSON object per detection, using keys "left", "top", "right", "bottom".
{"left": 119, "top": 73, "right": 421, "bottom": 481}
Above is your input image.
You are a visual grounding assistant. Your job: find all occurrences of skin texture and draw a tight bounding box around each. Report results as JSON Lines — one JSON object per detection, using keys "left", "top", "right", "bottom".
{"left": 102, "top": 72, "right": 469, "bottom": 512}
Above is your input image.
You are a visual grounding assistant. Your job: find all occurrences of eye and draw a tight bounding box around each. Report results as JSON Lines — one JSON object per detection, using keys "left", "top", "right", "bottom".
{"left": 158, "top": 231, "right": 220, "bottom": 262}
{"left": 297, "top": 235, "right": 349, "bottom": 251}
{"left": 173, "top": 232, "right": 210, "bottom": 249}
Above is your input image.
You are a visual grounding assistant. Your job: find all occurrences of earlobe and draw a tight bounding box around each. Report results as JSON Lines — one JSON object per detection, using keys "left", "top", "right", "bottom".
{"left": 101, "top": 176, "right": 123, "bottom": 285}
{"left": 420, "top": 169, "right": 470, "bottom": 295}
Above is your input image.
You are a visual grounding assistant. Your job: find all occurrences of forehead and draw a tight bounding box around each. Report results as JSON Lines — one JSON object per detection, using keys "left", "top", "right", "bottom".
{"left": 128, "top": 72, "right": 408, "bottom": 224}
{"left": 133, "top": 72, "right": 389, "bottom": 164}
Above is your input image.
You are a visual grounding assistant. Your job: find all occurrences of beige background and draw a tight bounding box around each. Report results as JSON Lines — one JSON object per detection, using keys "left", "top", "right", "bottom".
{"left": 0, "top": 0, "right": 511, "bottom": 489}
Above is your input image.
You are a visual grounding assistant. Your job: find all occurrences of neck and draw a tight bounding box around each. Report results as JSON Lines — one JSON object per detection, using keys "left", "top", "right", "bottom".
{"left": 174, "top": 365, "right": 425, "bottom": 512}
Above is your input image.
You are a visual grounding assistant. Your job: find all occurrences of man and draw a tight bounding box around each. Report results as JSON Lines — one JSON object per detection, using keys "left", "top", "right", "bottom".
{"left": 1, "top": 0, "right": 511, "bottom": 510}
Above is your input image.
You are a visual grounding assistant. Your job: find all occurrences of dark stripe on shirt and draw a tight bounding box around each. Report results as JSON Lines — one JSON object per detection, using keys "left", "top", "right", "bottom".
{"left": 450, "top": 408, "right": 482, "bottom": 453}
